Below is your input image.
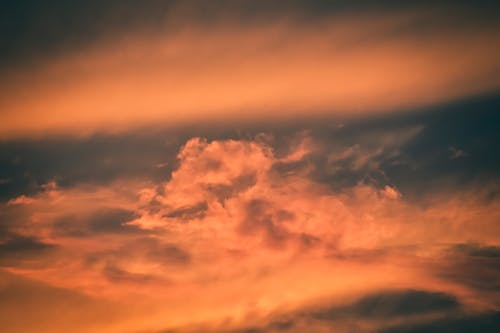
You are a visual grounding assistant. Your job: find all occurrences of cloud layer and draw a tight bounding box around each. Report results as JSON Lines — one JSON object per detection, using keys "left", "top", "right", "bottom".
{"left": 1, "top": 3, "right": 499, "bottom": 138}
{"left": 1, "top": 130, "right": 499, "bottom": 332}
{"left": 1, "top": 2, "right": 499, "bottom": 332}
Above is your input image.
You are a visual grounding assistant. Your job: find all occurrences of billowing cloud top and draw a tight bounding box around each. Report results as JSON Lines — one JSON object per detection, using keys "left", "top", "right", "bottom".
{"left": 2, "top": 119, "right": 500, "bottom": 331}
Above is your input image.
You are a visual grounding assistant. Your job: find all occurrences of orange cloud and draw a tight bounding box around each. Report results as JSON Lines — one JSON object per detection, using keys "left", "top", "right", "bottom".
{"left": 0, "top": 11, "right": 499, "bottom": 138}
{"left": 2, "top": 134, "right": 499, "bottom": 332}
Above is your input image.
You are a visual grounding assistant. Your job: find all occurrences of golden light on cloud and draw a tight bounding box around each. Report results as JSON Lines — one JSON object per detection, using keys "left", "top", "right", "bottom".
{"left": 2, "top": 135, "right": 499, "bottom": 332}
{"left": 1, "top": 2, "right": 500, "bottom": 333}
{"left": 1, "top": 11, "right": 499, "bottom": 138}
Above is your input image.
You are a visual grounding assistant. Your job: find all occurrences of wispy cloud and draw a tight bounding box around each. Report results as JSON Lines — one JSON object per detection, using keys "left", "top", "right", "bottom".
{"left": 1, "top": 7, "right": 499, "bottom": 138}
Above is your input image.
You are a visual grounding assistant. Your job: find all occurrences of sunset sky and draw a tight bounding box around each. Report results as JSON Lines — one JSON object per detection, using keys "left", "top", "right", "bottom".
{"left": 1, "top": 1, "right": 500, "bottom": 332}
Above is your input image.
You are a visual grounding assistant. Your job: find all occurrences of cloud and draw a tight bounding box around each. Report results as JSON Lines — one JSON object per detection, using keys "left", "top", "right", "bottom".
{"left": 1, "top": 97, "right": 498, "bottom": 204}
{"left": 1, "top": 132, "right": 499, "bottom": 332}
{"left": 52, "top": 208, "right": 141, "bottom": 237}
{"left": 218, "top": 289, "right": 461, "bottom": 333}
{"left": 0, "top": 270, "right": 121, "bottom": 333}
{"left": 452, "top": 243, "right": 500, "bottom": 258}
{"left": 0, "top": 130, "right": 183, "bottom": 202}
{"left": 1, "top": 5, "right": 499, "bottom": 138}
{"left": 2, "top": 1, "right": 499, "bottom": 69}
{"left": 311, "top": 290, "right": 459, "bottom": 320}
{"left": 448, "top": 146, "right": 467, "bottom": 159}
{"left": 0, "top": 233, "right": 56, "bottom": 267}
{"left": 1, "top": 3, "right": 499, "bottom": 331}
{"left": 7, "top": 195, "right": 35, "bottom": 205}
{"left": 176, "top": 289, "right": 465, "bottom": 333}
{"left": 102, "top": 264, "right": 159, "bottom": 285}
{"left": 437, "top": 243, "right": 500, "bottom": 294}
{"left": 379, "top": 312, "right": 500, "bottom": 333}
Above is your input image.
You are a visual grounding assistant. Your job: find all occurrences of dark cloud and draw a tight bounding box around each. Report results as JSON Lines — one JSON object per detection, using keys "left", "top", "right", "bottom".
{"left": 384, "top": 94, "right": 500, "bottom": 198}
{"left": 88, "top": 209, "right": 139, "bottom": 233}
{"left": 220, "top": 290, "right": 461, "bottom": 333}
{"left": 53, "top": 208, "right": 142, "bottom": 237}
{"left": 297, "top": 93, "right": 500, "bottom": 197}
{"left": 312, "top": 290, "right": 460, "bottom": 320}
{"left": 0, "top": 131, "right": 181, "bottom": 202}
{"left": 87, "top": 237, "right": 191, "bottom": 270}
{"left": 205, "top": 173, "right": 257, "bottom": 204}
{"left": 1, "top": 1, "right": 499, "bottom": 73}
{"left": 240, "top": 199, "right": 294, "bottom": 248}
{"left": 147, "top": 242, "right": 191, "bottom": 266}
{"left": 438, "top": 243, "right": 500, "bottom": 293}
{"left": 379, "top": 312, "right": 500, "bottom": 333}
{"left": 0, "top": 0, "right": 175, "bottom": 71}
{"left": 163, "top": 202, "right": 208, "bottom": 221}
{"left": 0, "top": 233, "right": 56, "bottom": 267}
{"left": 103, "top": 264, "right": 158, "bottom": 284}
{"left": 451, "top": 243, "right": 500, "bottom": 258}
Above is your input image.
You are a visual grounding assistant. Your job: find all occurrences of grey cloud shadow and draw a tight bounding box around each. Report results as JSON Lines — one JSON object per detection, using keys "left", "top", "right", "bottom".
{"left": 1, "top": 1, "right": 499, "bottom": 74}
{"left": 219, "top": 289, "right": 462, "bottom": 333}
{"left": 311, "top": 289, "right": 460, "bottom": 320}
{"left": 437, "top": 243, "right": 500, "bottom": 293}
{"left": 451, "top": 243, "right": 500, "bottom": 258}
{"left": 240, "top": 199, "right": 295, "bottom": 249}
{"left": 163, "top": 202, "right": 208, "bottom": 221}
{"left": 0, "top": 233, "right": 57, "bottom": 267}
{"left": 269, "top": 93, "right": 500, "bottom": 199}
{"left": 53, "top": 208, "right": 143, "bottom": 237}
{"left": 86, "top": 237, "right": 191, "bottom": 277}
{"left": 102, "top": 263, "right": 159, "bottom": 284}
{"left": 379, "top": 312, "right": 500, "bottom": 333}
{"left": 0, "top": 131, "right": 182, "bottom": 202}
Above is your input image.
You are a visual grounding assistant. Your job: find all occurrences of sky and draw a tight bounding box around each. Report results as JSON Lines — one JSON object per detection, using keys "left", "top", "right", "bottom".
{"left": 0, "top": 1, "right": 500, "bottom": 332}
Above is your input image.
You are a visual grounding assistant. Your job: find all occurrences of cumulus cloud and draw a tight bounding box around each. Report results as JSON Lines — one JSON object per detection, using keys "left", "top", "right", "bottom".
{"left": 1, "top": 133, "right": 498, "bottom": 332}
